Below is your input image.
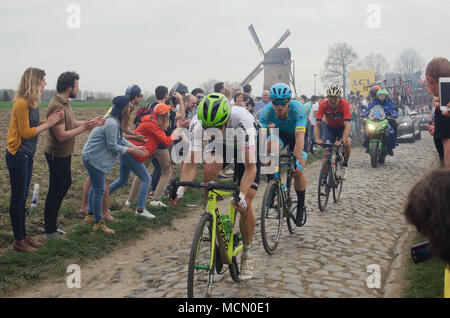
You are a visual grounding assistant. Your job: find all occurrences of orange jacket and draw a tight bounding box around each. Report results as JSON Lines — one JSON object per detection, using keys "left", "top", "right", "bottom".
{"left": 130, "top": 114, "right": 174, "bottom": 162}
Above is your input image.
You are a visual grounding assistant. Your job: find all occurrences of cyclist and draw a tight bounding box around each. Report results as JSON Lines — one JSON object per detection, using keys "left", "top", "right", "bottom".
{"left": 314, "top": 84, "right": 352, "bottom": 182}
{"left": 363, "top": 89, "right": 398, "bottom": 156}
{"left": 259, "top": 83, "right": 308, "bottom": 228}
{"left": 171, "top": 93, "right": 260, "bottom": 281}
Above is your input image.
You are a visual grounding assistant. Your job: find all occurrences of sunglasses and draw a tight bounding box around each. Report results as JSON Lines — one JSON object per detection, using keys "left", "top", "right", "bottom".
{"left": 197, "top": 95, "right": 204, "bottom": 100}
{"left": 272, "top": 99, "right": 289, "bottom": 106}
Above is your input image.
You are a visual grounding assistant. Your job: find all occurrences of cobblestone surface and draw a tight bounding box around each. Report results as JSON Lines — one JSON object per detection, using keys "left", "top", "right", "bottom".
{"left": 18, "top": 134, "right": 438, "bottom": 298}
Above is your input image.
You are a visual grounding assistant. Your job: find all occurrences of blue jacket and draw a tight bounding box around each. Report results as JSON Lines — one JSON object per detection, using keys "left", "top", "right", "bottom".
{"left": 82, "top": 117, "right": 132, "bottom": 174}
{"left": 364, "top": 100, "right": 398, "bottom": 118}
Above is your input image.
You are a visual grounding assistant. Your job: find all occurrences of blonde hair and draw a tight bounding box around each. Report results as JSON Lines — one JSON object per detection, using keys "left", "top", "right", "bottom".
{"left": 156, "top": 113, "right": 170, "bottom": 131}
{"left": 120, "top": 106, "right": 131, "bottom": 131}
{"left": 15, "top": 67, "right": 46, "bottom": 109}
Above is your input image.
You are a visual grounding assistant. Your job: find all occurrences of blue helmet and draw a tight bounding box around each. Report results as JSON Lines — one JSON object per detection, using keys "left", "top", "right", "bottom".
{"left": 270, "top": 83, "right": 292, "bottom": 99}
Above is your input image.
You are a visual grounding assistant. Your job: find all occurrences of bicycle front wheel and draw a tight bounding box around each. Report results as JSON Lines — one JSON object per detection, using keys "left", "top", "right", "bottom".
{"left": 187, "top": 213, "right": 215, "bottom": 298}
{"left": 318, "top": 160, "right": 331, "bottom": 212}
{"left": 260, "top": 180, "right": 283, "bottom": 255}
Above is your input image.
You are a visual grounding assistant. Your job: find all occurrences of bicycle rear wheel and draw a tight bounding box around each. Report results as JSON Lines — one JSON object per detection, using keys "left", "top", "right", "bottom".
{"left": 260, "top": 180, "right": 283, "bottom": 255}
{"left": 333, "top": 156, "right": 344, "bottom": 203}
{"left": 187, "top": 213, "right": 215, "bottom": 298}
{"left": 318, "top": 160, "right": 332, "bottom": 212}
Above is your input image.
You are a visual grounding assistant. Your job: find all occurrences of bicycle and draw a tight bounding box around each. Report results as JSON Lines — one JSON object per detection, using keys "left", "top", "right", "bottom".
{"left": 170, "top": 180, "right": 242, "bottom": 298}
{"left": 315, "top": 142, "right": 345, "bottom": 212}
{"left": 260, "top": 152, "right": 302, "bottom": 255}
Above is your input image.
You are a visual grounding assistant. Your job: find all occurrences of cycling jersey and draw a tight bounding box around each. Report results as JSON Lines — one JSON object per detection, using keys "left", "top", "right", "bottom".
{"left": 188, "top": 106, "right": 258, "bottom": 153}
{"left": 316, "top": 99, "right": 351, "bottom": 128}
{"left": 259, "top": 100, "right": 307, "bottom": 135}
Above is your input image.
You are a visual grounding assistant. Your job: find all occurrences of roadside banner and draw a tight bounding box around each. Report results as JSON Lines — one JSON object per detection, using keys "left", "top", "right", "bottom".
{"left": 350, "top": 70, "right": 376, "bottom": 97}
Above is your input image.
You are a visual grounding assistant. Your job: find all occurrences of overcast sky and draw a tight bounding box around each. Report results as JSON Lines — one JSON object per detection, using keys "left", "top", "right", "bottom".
{"left": 0, "top": 0, "right": 448, "bottom": 97}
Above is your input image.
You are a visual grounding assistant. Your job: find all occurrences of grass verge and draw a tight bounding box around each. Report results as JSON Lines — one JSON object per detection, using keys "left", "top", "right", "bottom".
{"left": 0, "top": 187, "right": 203, "bottom": 296}
{"left": 402, "top": 232, "right": 445, "bottom": 298}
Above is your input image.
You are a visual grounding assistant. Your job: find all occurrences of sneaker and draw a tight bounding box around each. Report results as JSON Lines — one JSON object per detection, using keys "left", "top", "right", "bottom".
{"left": 149, "top": 200, "right": 167, "bottom": 208}
{"left": 388, "top": 148, "right": 394, "bottom": 156}
{"left": 240, "top": 255, "right": 254, "bottom": 281}
{"left": 135, "top": 209, "right": 156, "bottom": 219}
{"left": 83, "top": 214, "right": 95, "bottom": 224}
{"left": 125, "top": 200, "right": 131, "bottom": 207}
{"left": 342, "top": 167, "right": 348, "bottom": 180}
{"left": 295, "top": 206, "right": 307, "bottom": 227}
{"left": 93, "top": 220, "right": 115, "bottom": 234}
{"left": 43, "top": 231, "right": 66, "bottom": 240}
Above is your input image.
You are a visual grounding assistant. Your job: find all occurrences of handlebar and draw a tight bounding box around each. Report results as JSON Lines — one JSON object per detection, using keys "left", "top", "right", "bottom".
{"left": 313, "top": 141, "right": 343, "bottom": 149}
{"left": 169, "top": 179, "right": 240, "bottom": 201}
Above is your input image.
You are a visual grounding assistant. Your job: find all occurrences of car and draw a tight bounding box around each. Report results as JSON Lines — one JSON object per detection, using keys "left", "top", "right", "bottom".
{"left": 396, "top": 105, "right": 421, "bottom": 142}
{"left": 418, "top": 112, "right": 431, "bottom": 130}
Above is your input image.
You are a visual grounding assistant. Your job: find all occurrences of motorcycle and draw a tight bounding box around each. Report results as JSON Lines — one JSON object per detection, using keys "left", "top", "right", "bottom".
{"left": 363, "top": 106, "right": 395, "bottom": 168}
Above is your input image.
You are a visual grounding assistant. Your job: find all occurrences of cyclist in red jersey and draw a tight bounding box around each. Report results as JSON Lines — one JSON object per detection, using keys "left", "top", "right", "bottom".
{"left": 314, "top": 84, "right": 352, "bottom": 179}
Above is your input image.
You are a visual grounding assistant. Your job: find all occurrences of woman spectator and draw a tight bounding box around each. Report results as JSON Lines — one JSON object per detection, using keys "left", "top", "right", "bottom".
{"left": 233, "top": 91, "right": 244, "bottom": 107}
{"left": 5, "top": 67, "right": 64, "bottom": 252}
{"left": 108, "top": 104, "right": 181, "bottom": 219}
{"left": 81, "top": 96, "right": 148, "bottom": 234}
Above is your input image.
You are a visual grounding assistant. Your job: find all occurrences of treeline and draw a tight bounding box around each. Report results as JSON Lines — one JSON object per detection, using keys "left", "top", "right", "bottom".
{"left": 0, "top": 89, "right": 115, "bottom": 102}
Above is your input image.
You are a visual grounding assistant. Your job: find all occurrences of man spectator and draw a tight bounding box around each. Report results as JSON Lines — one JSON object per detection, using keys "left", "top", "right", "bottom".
{"left": 309, "top": 95, "right": 319, "bottom": 149}
{"left": 44, "top": 71, "right": 104, "bottom": 239}
{"left": 255, "top": 90, "right": 271, "bottom": 118}
{"left": 191, "top": 88, "right": 204, "bottom": 106}
{"left": 243, "top": 84, "right": 256, "bottom": 110}
{"left": 425, "top": 57, "right": 450, "bottom": 168}
{"left": 302, "top": 96, "right": 314, "bottom": 152}
{"left": 214, "top": 82, "right": 225, "bottom": 95}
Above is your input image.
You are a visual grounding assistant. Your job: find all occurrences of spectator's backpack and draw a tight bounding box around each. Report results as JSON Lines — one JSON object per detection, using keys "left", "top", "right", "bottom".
{"left": 134, "top": 101, "right": 157, "bottom": 128}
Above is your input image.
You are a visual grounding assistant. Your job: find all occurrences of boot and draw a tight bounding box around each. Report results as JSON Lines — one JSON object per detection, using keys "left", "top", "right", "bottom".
{"left": 93, "top": 220, "right": 115, "bottom": 234}
{"left": 13, "top": 240, "right": 37, "bottom": 253}
{"left": 83, "top": 214, "right": 95, "bottom": 224}
{"left": 24, "top": 235, "right": 43, "bottom": 248}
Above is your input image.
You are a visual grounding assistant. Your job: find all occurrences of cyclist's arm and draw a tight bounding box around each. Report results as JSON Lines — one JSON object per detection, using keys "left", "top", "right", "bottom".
{"left": 294, "top": 130, "right": 306, "bottom": 167}
{"left": 240, "top": 151, "right": 257, "bottom": 197}
{"left": 341, "top": 101, "right": 352, "bottom": 142}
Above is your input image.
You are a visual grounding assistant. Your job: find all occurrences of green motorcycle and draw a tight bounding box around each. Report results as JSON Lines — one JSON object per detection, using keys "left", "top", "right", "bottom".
{"left": 364, "top": 106, "right": 391, "bottom": 168}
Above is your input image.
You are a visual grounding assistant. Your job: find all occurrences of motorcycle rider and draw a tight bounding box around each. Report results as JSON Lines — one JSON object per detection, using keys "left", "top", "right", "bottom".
{"left": 363, "top": 89, "right": 398, "bottom": 156}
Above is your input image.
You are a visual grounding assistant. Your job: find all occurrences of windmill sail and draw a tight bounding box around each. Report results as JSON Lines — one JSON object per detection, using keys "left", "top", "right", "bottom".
{"left": 271, "top": 30, "right": 291, "bottom": 50}
{"left": 242, "top": 62, "right": 264, "bottom": 86}
{"left": 248, "top": 24, "right": 265, "bottom": 57}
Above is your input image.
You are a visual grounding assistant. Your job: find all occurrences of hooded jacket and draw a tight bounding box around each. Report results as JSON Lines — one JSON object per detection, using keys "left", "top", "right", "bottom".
{"left": 130, "top": 114, "right": 175, "bottom": 162}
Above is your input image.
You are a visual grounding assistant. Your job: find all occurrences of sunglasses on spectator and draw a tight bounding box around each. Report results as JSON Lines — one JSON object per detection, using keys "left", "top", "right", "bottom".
{"left": 197, "top": 95, "right": 204, "bottom": 100}
{"left": 272, "top": 99, "right": 289, "bottom": 106}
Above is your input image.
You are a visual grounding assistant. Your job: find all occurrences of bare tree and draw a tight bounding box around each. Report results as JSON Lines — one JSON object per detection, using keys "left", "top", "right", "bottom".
{"left": 321, "top": 43, "right": 358, "bottom": 98}
{"left": 361, "top": 53, "right": 390, "bottom": 82}
{"left": 395, "top": 48, "right": 425, "bottom": 80}
{"left": 198, "top": 79, "right": 219, "bottom": 94}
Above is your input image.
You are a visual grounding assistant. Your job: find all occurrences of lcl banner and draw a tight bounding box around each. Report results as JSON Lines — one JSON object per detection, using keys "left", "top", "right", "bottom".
{"left": 350, "top": 70, "right": 375, "bottom": 97}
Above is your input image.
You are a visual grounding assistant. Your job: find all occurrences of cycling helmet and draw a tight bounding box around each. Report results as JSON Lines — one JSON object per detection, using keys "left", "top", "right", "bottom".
{"left": 376, "top": 89, "right": 388, "bottom": 96}
{"left": 326, "top": 84, "right": 343, "bottom": 97}
{"left": 197, "top": 93, "right": 230, "bottom": 127}
{"left": 370, "top": 85, "right": 381, "bottom": 99}
{"left": 270, "top": 83, "right": 292, "bottom": 99}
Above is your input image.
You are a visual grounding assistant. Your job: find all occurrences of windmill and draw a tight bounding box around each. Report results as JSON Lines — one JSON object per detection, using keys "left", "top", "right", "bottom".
{"left": 242, "top": 24, "right": 297, "bottom": 96}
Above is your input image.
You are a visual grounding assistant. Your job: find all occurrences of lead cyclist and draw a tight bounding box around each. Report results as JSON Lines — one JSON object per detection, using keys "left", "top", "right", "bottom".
{"left": 259, "top": 83, "right": 308, "bottom": 227}
{"left": 171, "top": 93, "right": 260, "bottom": 281}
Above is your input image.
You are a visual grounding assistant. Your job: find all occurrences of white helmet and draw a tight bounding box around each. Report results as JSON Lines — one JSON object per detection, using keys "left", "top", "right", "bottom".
{"left": 327, "top": 84, "right": 343, "bottom": 97}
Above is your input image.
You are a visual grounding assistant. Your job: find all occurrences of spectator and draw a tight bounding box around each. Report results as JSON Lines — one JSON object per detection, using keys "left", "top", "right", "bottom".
{"left": 214, "top": 82, "right": 225, "bottom": 95}
{"left": 403, "top": 169, "right": 450, "bottom": 298}
{"left": 80, "top": 85, "right": 144, "bottom": 221}
{"left": 43, "top": 71, "right": 104, "bottom": 239}
{"left": 5, "top": 67, "right": 64, "bottom": 252}
{"left": 425, "top": 57, "right": 450, "bottom": 167}
{"left": 233, "top": 91, "right": 244, "bottom": 107}
{"left": 191, "top": 88, "right": 204, "bottom": 106}
{"left": 255, "top": 90, "right": 271, "bottom": 118}
{"left": 127, "top": 86, "right": 185, "bottom": 208}
{"left": 82, "top": 96, "right": 148, "bottom": 234}
{"left": 243, "top": 93, "right": 255, "bottom": 115}
{"left": 243, "top": 84, "right": 256, "bottom": 110}
{"left": 309, "top": 95, "right": 320, "bottom": 143}
{"left": 303, "top": 96, "right": 316, "bottom": 152}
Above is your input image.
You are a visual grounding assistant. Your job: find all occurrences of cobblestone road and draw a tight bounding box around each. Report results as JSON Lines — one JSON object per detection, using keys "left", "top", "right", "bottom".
{"left": 18, "top": 134, "right": 438, "bottom": 298}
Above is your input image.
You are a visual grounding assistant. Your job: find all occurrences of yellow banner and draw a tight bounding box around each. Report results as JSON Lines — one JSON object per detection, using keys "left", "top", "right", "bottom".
{"left": 349, "top": 70, "right": 376, "bottom": 97}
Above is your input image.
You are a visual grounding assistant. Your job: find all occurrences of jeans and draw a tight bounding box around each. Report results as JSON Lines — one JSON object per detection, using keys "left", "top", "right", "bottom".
{"left": 83, "top": 160, "right": 105, "bottom": 222}
{"left": 109, "top": 152, "right": 151, "bottom": 210}
{"left": 44, "top": 153, "right": 72, "bottom": 234}
{"left": 5, "top": 150, "right": 33, "bottom": 240}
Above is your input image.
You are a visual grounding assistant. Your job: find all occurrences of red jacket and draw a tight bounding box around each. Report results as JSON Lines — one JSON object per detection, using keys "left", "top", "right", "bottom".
{"left": 130, "top": 114, "right": 174, "bottom": 162}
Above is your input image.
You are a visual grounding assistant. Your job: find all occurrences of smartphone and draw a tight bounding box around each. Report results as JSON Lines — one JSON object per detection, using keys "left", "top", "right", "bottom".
{"left": 411, "top": 241, "right": 432, "bottom": 264}
{"left": 439, "top": 78, "right": 450, "bottom": 112}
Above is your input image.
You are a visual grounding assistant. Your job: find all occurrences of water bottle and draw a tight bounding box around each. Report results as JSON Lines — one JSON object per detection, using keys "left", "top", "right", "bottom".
{"left": 29, "top": 184, "right": 39, "bottom": 215}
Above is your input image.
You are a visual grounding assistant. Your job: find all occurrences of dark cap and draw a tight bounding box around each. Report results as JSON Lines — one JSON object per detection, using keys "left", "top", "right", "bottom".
{"left": 125, "top": 84, "right": 142, "bottom": 100}
{"left": 111, "top": 96, "right": 130, "bottom": 116}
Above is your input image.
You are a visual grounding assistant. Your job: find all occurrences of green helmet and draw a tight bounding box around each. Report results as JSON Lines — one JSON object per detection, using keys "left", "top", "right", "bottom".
{"left": 197, "top": 93, "right": 230, "bottom": 127}
{"left": 377, "top": 89, "right": 388, "bottom": 96}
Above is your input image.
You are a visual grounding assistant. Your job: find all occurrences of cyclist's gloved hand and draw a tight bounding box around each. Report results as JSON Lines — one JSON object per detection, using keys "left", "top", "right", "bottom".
{"left": 238, "top": 193, "right": 247, "bottom": 213}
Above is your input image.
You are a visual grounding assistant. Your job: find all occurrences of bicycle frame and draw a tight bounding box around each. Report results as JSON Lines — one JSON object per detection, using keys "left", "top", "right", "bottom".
{"left": 205, "top": 190, "right": 243, "bottom": 270}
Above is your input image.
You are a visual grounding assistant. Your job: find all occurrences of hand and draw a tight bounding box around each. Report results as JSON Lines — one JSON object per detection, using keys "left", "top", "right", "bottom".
{"left": 170, "top": 187, "right": 184, "bottom": 206}
{"left": 173, "top": 92, "right": 182, "bottom": 103}
{"left": 316, "top": 138, "right": 323, "bottom": 145}
{"left": 268, "top": 123, "right": 276, "bottom": 129}
{"left": 237, "top": 193, "right": 248, "bottom": 214}
{"left": 93, "top": 116, "right": 106, "bottom": 126}
{"left": 427, "top": 124, "right": 435, "bottom": 136}
{"left": 334, "top": 140, "right": 342, "bottom": 147}
{"left": 82, "top": 119, "right": 98, "bottom": 131}
{"left": 129, "top": 146, "right": 149, "bottom": 157}
{"left": 47, "top": 110, "right": 64, "bottom": 127}
{"left": 134, "top": 133, "right": 147, "bottom": 142}
{"left": 436, "top": 97, "right": 450, "bottom": 117}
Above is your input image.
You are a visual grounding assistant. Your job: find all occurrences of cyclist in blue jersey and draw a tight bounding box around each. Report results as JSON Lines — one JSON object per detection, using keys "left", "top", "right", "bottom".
{"left": 259, "top": 83, "right": 308, "bottom": 227}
